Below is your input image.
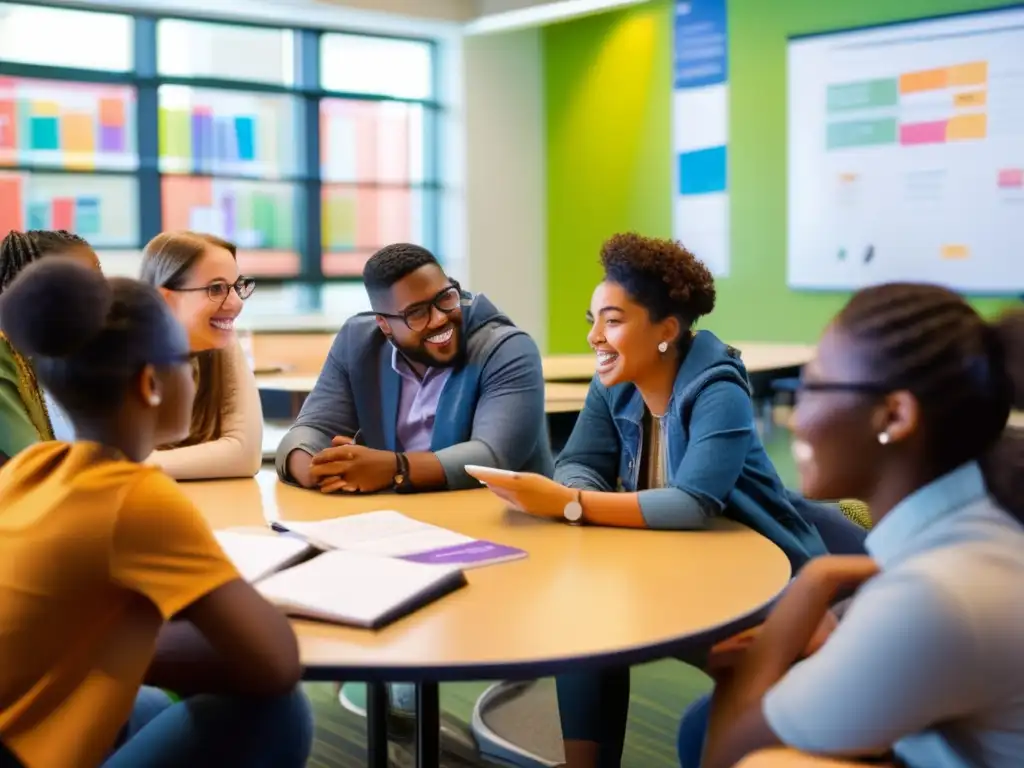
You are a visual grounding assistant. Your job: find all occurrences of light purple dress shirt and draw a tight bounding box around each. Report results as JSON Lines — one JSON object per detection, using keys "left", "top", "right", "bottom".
{"left": 392, "top": 347, "right": 452, "bottom": 452}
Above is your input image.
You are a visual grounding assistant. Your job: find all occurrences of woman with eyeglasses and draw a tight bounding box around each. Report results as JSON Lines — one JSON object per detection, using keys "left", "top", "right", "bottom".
{"left": 692, "top": 284, "right": 1024, "bottom": 768}
{"left": 140, "top": 231, "right": 262, "bottom": 480}
{"left": 0, "top": 229, "right": 102, "bottom": 467}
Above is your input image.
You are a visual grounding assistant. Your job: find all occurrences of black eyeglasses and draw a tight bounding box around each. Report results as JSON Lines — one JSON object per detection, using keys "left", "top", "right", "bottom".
{"left": 362, "top": 282, "right": 464, "bottom": 332}
{"left": 797, "top": 380, "right": 892, "bottom": 396}
{"left": 170, "top": 277, "right": 256, "bottom": 303}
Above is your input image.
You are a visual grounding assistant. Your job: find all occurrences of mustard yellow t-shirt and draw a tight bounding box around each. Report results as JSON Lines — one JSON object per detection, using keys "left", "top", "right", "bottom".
{"left": 0, "top": 442, "right": 240, "bottom": 768}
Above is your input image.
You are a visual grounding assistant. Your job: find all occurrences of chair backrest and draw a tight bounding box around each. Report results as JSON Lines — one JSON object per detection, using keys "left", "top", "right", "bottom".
{"left": 796, "top": 500, "right": 869, "bottom": 556}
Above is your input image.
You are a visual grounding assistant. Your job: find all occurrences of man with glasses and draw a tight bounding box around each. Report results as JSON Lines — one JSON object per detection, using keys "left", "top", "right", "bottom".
{"left": 276, "top": 240, "right": 552, "bottom": 495}
{"left": 275, "top": 242, "right": 553, "bottom": 717}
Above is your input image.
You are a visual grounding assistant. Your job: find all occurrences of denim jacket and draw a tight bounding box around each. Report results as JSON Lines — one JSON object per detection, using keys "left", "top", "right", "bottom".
{"left": 554, "top": 330, "right": 826, "bottom": 570}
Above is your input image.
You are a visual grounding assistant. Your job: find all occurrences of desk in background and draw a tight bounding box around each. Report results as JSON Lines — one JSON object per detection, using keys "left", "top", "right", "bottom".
{"left": 257, "top": 375, "right": 589, "bottom": 418}
{"left": 250, "top": 332, "right": 813, "bottom": 383}
{"left": 258, "top": 381, "right": 590, "bottom": 459}
{"left": 181, "top": 470, "right": 791, "bottom": 768}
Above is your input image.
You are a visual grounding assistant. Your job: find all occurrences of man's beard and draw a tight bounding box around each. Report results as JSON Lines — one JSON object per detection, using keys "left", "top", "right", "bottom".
{"left": 391, "top": 323, "right": 466, "bottom": 369}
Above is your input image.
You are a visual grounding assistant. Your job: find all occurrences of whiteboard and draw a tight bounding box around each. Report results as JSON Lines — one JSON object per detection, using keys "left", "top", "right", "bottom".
{"left": 787, "top": 7, "right": 1024, "bottom": 292}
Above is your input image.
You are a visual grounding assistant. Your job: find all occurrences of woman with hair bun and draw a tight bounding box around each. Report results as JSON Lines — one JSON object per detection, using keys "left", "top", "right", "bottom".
{"left": 696, "top": 285, "right": 1024, "bottom": 768}
{"left": 0, "top": 259, "right": 311, "bottom": 768}
{"left": 469, "top": 233, "right": 828, "bottom": 766}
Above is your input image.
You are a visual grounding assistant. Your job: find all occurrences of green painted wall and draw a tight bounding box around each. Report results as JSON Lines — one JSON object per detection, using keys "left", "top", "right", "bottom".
{"left": 543, "top": 0, "right": 1018, "bottom": 353}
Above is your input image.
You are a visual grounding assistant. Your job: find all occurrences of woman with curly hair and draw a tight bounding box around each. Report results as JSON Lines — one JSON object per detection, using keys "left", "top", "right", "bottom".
{"left": 468, "top": 232, "right": 827, "bottom": 767}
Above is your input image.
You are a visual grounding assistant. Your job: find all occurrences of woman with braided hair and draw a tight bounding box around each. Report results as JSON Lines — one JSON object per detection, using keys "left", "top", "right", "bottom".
{"left": 692, "top": 284, "right": 1024, "bottom": 768}
{"left": 0, "top": 229, "right": 100, "bottom": 465}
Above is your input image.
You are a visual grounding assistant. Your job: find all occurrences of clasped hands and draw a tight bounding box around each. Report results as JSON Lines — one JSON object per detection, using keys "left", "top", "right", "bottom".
{"left": 308, "top": 436, "right": 396, "bottom": 494}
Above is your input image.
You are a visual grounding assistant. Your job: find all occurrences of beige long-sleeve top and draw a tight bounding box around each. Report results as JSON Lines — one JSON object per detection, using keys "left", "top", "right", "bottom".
{"left": 148, "top": 339, "right": 263, "bottom": 480}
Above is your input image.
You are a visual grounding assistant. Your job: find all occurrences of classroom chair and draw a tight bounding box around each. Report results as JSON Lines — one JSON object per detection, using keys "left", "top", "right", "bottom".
{"left": 760, "top": 377, "right": 800, "bottom": 438}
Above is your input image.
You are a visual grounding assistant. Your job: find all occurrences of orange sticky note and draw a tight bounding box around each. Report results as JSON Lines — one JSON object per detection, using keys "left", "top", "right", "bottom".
{"left": 99, "top": 98, "right": 125, "bottom": 127}
{"left": 0, "top": 174, "right": 23, "bottom": 234}
{"left": 161, "top": 176, "right": 213, "bottom": 230}
{"left": 941, "top": 244, "right": 970, "bottom": 260}
{"left": 62, "top": 112, "right": 95, "bottom": 166}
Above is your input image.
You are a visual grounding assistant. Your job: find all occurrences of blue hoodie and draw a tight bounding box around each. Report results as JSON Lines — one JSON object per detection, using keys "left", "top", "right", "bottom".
{"left": 554, "top": 330, "right": 826, "bottom": 570}
{"left": 276, "top": 293, "right": 554, "bottom": 489}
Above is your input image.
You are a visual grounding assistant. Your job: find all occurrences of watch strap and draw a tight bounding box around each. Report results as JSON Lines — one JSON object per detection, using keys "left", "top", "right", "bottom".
{"left": 393, "top": 452, "right": 412, "bottom": 493}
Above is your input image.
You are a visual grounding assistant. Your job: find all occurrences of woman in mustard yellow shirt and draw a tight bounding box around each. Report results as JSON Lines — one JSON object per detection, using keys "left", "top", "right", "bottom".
{"left": 0, "top": 258, "right": 311, "bottom": 767}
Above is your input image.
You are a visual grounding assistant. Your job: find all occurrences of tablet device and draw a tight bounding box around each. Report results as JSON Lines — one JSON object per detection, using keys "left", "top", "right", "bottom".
{"left": 465, "top": 465, "right": 522, "bottom": 483}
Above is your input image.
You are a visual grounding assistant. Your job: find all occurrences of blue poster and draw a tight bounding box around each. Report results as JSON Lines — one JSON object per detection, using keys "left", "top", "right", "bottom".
{"left": 672, "top": 0, "right": 730, "bottom": 277}
{"left": 673, "top": 0, "right": 728, "bottom": 89}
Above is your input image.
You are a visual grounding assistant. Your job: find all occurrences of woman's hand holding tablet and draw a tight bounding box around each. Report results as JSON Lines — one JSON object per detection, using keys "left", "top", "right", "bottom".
{"left": 465, "top": 465, "right": 578, "bottom": 520}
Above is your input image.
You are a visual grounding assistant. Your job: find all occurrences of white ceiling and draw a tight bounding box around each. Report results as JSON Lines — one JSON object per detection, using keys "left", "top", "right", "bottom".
{"left": 313, "top": 0, "right": 580, "bottom": 23}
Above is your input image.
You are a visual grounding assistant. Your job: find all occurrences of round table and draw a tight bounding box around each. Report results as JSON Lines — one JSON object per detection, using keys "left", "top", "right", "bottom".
{"left": 181, "top": 470, "right": 792, "bottom": 768}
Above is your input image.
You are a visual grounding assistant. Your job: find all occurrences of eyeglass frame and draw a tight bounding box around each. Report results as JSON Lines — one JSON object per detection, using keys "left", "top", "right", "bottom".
{"left": 168, "top": 277, "right": 257, "bottom": 303}
{"left": 796, "top": 380, "right": 894, "bottom": 398}
{"left": 359, "top": 281, "right": 466, "bottom": 332}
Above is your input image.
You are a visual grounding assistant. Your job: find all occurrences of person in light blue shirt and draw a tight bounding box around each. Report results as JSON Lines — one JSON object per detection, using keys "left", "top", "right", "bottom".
{"left": 694, "top": 283, "right": 1024, "bottom": 768}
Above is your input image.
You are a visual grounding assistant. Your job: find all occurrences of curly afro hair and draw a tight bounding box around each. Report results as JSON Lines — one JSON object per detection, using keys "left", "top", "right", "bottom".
{"left": 599, "top": 232, "right": 716, "bottom": 327}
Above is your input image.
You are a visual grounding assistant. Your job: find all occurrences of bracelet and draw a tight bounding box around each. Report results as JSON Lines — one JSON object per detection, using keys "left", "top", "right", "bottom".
{"left": 393, "top": 452, "right": 412, "bottom": 493}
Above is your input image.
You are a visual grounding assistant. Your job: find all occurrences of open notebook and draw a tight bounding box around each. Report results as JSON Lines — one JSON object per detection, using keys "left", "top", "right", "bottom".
{"left": 256, "top": 550, "right": 466, "bottom": 629}
{"left": 271, "top": 510, "right": 527, "bottom": 569}
{"left": 214, "top": 530, "right": 466, "bottom": 629}
{"left": 214, "top": 530, "right": 315, "bottom": 583}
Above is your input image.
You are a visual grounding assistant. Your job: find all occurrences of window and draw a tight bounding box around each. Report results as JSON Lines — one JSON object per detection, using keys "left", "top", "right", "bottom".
{"left": 320, "top": 99, "right": 425, "bottom": 183}
{"left": 157, "top": 20, "right": 295, "bottom": 86}
{"left": 0, "top": 7, "right": 439, "bottom": 296}
{"left": 0, "top": 78, "right": 136, "bottom": 170}
{"left": 322, "top": 187, "right": 426, "bottom": 276}
{"left": 320, "top": 33, "right": 432, "bottom": 100}
{"left": 0, "top": 171, "right": 138, "bottom": 247}
{"left": 158, "top": 86, "right": 300, "bottom": 178}
{"left": 0, "top": 3, "right": 132, "bottom": 71}
{"left": 162, "top": 176, "right": 301, "bottom": 277}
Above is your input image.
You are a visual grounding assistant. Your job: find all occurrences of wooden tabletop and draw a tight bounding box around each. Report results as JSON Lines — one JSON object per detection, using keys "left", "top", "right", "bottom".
{"left": 729, "top": 343, "right": 815, "bottom": 374}
{"left": 735, "top": 748, "right": 876, "bottom": 767}
{"left": 180, "top": 471, "right": 791, "bottom": 682}
{"left": 541, "top": 345, "right": 813, "bottom": 382}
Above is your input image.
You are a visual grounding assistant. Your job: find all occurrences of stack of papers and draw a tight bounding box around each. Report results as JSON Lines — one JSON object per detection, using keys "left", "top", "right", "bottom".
{"left": 275, "top": 510, "right": 527, "bottom": 569}
{"left": 212, "top": 508, "right": 525, "bottom": 629}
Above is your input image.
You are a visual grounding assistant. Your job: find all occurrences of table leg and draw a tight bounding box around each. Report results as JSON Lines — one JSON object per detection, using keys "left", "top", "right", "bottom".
{"left": 366, "top": 682, "right": 389, "bottom": 768}
{"left": 416, "top": 681, "right": 440, "bottom": 768}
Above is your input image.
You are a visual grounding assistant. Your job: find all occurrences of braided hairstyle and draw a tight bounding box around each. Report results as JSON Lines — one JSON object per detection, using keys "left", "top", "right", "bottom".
{"left": 0, "top": 229, "right": 91, "bottom": 296}
{"left": 836, "top": 283, "right": 1023, "bottom": 519}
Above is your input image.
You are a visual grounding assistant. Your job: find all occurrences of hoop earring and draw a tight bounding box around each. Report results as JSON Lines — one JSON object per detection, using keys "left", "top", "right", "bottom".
{"left": 877, "top": 431, "right": 891, "bottom": 445}
{"left": 657, "top": 341, "right": 669, "bottom": 354}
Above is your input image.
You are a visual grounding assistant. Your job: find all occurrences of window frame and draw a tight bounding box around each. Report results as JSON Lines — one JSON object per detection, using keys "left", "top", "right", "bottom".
{"left": 0, "top": 0, "right": 442, "bottom": 290}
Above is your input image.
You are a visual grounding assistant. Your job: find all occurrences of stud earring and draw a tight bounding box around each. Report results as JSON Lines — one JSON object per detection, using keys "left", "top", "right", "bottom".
{"left": 657, "top": 341, "right": 669, "bottom": 353}
{"left": 877, "top": 431, "right": 891, "bottom": 445}
{"left": 149, "top": 395, "right": 162, "bottom": 407}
